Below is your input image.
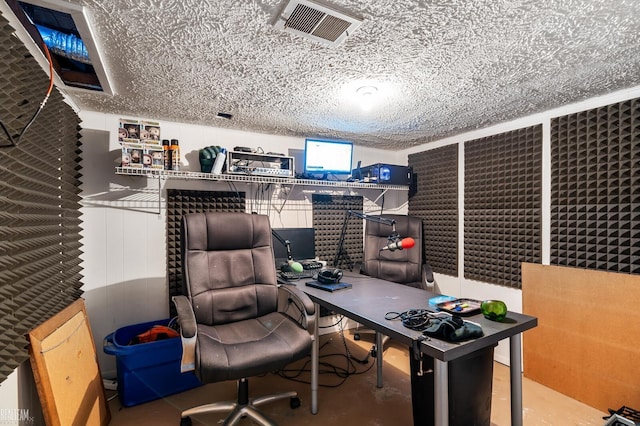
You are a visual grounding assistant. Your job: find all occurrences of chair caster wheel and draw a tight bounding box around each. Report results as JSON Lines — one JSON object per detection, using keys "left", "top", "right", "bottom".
{"left": 290, "top": 396, "right": 301, "bottom": 409}
{"left": 180, "top": 416, "right": 192, "bottom": 426}
{"left": 354, "top": 333, "right": 361, "bottom": 341}
{"left": 370, "top": 346, "right": 377, "bottom": 358}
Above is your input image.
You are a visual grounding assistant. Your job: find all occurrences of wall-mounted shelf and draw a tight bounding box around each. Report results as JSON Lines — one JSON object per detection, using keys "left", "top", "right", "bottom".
{"left": 115, "top": 167, "right": 409, "bottom": 191}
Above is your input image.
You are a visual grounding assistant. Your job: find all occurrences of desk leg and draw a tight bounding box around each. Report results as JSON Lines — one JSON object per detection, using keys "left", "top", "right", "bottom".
{"left": 510, "top": 333, "right": 523, "bottom": 426}
{"left": 433, "top": 358, "right": 449, "bottom": 426}
{"left": 375, "top": 331, "right": 383, "bottom": 388}
{"left": 311, "top": 303, "right": 319, "bottom": 415}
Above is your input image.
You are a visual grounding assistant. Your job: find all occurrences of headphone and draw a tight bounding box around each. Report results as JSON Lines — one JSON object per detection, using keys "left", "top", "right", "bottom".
{"left": 317, "top": 268, "right": 343, "bottom": 285}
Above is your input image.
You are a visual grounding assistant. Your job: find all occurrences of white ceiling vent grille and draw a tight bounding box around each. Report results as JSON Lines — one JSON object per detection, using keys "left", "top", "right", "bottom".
{"left": 274, "top": 0, "right": 363, "bottom": 47}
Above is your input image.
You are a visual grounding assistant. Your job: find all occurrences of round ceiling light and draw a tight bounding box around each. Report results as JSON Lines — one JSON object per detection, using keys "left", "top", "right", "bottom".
{"left": 356, "top": 85, "right": 378, "bottom": 96}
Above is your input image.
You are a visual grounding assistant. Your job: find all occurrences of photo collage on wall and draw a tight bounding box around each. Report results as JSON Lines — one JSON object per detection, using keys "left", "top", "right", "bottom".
{"left": 119, "top": 118, "right": 164, "bottom": 169}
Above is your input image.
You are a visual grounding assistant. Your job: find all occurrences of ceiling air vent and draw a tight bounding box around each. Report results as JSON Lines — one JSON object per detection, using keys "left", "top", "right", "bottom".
{"left": 274, "top": 0, "right": 363, "bottom": 47}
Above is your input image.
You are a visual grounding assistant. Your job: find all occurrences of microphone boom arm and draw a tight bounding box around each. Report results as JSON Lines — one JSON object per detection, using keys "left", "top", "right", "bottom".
{"left": 333, "top": 210, "right": 398, "bottom": 269}
{"left": 271, "top": 229, "right": 293, "bottom": 261}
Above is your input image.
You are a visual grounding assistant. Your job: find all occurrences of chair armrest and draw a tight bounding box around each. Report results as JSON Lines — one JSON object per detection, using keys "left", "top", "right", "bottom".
{"left": 172, "top": 295, "right": 197, "bottom": 372}
{"left": 422, "top": 262, "right": 436, "bottom": 292}
{"left": 278, "top": 285, "right": 316, "bottom": 333}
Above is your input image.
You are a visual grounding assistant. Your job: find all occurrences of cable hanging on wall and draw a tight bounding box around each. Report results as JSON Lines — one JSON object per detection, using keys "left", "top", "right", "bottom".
{"left": 0, "top": 42, "right": 54, "bottom": 148}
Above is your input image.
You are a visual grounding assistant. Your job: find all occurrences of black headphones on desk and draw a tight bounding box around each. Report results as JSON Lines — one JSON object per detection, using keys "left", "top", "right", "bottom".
{"left": 316, "top": 268, "right": 343, "bottom": 285}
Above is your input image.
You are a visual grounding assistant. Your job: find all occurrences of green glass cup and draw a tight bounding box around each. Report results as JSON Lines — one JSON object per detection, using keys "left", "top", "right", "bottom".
{"left": 481, "top": 300, "right": 508, "bottom": 321}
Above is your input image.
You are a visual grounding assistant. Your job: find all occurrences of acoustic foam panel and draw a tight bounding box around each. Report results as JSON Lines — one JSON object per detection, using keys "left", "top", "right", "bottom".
{"left": 312, "top": 194, "right": 363, "bottom": 269}
{"left": 551, "top": 98, "right": 640, "bottom": 274}
{"left": 464, "top": 125, "right": 542, "bottom": 288}
{"left": 166, "top": 190, "right": 246, "bottom": 316}
{"left": 408, "top": 144, "right": 459, "bottom": 277}
{"left": 0, "top": 12, "right": 83, "bottom": 383}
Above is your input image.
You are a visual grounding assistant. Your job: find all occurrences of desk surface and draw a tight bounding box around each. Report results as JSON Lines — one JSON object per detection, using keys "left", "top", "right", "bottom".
{"left": 293, "top": 272, "right": 537, "bottom": 362}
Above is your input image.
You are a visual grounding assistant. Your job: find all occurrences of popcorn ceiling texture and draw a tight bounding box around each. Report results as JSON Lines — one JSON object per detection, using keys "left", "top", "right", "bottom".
{"left": 62, "top": 0, "right": 640, "bottom": 148}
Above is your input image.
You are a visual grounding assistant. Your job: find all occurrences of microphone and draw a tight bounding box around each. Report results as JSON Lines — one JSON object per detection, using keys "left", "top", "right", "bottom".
{"left": 281, "top": 259, "right": 303, "bottom": 273}
{"left": 381, "top": 237, "right": 415, "bottom": 252}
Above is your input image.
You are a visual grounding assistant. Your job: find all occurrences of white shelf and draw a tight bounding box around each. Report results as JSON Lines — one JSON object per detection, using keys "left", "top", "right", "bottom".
{"left": 115, "top": 167, "right": 409, "bottom": 191}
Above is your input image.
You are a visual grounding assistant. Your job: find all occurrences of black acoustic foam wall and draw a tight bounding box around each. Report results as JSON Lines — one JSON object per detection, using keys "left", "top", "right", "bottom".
{"left": 464, "top": 125, "right": 542, "bottom": 288}
{"left": 0, "top": 13, "right": 83, "bottom": 383}
{"left": 166, "top": 190, "right": 246, "bottom": 316}
{"left": 312, "top": 194, "right": 364, "bottom": 269}
{"left": 409, "top": 144, "right": 459, "bottom": 277}
{"left": 551, "top": 98, "right": 640, "bottom": 274}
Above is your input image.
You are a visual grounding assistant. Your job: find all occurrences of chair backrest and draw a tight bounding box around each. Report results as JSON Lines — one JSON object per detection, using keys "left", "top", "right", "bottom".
{"left": 181, "top": 212, "right": 278, "bottom": 326}
{"left": 362, "top": 214, "right": 424, "bottom": 288}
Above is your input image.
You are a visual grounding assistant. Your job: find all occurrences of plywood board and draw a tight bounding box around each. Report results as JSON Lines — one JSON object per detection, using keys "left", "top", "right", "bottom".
{"left": 28, "top": 299, "right": 110, "bottom": 426}
{"left": 522, "top": 263, "right": 640, "bottom": 412}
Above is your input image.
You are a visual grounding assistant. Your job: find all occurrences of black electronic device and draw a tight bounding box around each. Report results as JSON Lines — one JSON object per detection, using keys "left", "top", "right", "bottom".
{"left": 305, "top": 280, "right": 352, "bottom": 292}
{"left": 300, "top": 260, "right": 323, "bottom": 270}
{"left": 351, "top": 163, "right": 412, "bottom": 185}
{"left": 233, "top": 146, "right": 253, "bottom": 152}
{"left": 227, "top": 151, "right": 294, "bottom": 177}
{"left": 316, "top": 268, "right": 343, "bottom": 285}
{"left": 271, "top": 228, "right": 316, "bottom": 266}
{"left": 279, "top": 269, "right": 316, "bottom": 281}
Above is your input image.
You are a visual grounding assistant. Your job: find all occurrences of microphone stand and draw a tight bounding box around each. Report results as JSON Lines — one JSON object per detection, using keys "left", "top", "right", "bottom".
{"left": 271, "top": 229, "right": 294, "bottom": 262}
{"left": 333, "top": 210, "right": 398, "bottom": 270}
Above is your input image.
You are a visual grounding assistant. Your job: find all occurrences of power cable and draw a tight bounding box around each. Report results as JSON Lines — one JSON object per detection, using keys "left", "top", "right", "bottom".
{"left": 1, "top": 42, "right": 54, "bottom": 148}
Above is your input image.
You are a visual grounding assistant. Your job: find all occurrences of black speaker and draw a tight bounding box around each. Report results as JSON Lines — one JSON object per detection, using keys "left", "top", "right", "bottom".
{"left": 317, "top": 268, "right": 343, "bottom": 284}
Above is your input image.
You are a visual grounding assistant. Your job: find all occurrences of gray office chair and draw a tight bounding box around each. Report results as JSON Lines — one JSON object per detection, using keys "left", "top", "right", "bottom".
{"left": 172, "top": 212, "right": 316, "bottom": 426}
{"left": 356, "top": 214, "right": 435, "bottom": 383}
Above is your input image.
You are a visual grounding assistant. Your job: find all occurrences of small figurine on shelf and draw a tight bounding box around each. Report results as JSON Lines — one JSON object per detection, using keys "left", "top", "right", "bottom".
{"left": 170, "top": 139, "right": 180, "bottom": 171}
{"left": 199, "top": 145, "right": 223, "bottom": 173}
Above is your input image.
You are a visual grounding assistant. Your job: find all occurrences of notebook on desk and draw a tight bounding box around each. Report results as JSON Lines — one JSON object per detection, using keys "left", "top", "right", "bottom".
{"left": 305, "top": 280, "right": 352, "bottom": 292}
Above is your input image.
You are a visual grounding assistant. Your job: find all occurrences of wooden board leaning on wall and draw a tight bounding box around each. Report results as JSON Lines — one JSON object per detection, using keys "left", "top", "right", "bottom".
{"left": 522, "top": 263, "right": 640, "bottom": 413}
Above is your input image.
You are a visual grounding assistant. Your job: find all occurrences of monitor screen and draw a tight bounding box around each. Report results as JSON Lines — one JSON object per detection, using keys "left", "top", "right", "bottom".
{"left": 304, "top": 139, "right": 353, "bottom": 176}
{"left": 271, "top": 228, "right": 316, "bottom": 263}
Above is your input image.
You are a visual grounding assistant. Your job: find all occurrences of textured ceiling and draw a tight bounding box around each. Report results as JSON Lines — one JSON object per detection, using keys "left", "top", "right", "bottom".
{"left": 33, "top": 0, "right": 640, "bottom": 149}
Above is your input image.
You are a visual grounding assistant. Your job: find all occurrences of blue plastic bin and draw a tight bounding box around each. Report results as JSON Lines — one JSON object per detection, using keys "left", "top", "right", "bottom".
{"left": 103, "top": 318, "right": 201, "bottom": 407}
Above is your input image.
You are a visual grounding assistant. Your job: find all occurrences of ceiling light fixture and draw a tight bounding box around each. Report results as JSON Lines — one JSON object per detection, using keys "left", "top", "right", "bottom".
{"left": 355, "top": 85, "right": 378, "bottom": 111}
{"left": 356, "top": 85, "right": 378, "bottom": 97}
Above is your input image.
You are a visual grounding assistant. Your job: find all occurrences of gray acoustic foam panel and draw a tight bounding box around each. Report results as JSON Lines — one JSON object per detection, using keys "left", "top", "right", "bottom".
{"left": 408, "top": 144, "right": 459, "bottom": 277}
{"left": 166, "top": 190, "right": 246, "bottom": 316}
{"left": 551, "top": 98, "right": 640, "bottom": 274}
{"left": 0, "top": 14, "right": 83, "bottom": 383}
{"left": 464, "top": 125, "right": 542, "bottom": 288}
{"left": 312, "top": 194, "right": 364, "bottom": 269}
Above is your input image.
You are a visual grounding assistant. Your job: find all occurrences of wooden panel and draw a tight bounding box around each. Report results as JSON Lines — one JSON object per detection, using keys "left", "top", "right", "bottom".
{"left": 28, "top": 299, "right": 110, "bottom": 426}
{"left": 522, "top": 263, "right": 640, "bottom": 412}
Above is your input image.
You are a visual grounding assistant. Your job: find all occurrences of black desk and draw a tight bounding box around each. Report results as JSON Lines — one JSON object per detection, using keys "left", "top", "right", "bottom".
{"left": 294, "top": 272, "right": 537, "bottom": 426}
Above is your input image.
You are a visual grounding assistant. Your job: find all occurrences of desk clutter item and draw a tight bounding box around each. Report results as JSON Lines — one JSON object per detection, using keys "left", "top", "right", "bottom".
{"left": 278, "top": 269, "right": 316, "bottom": 281}
{"left": 103, "top": 318, "right": 201, "bottom": 407}
{"left": 305, "top": 280, "right": 352, "bottom": 292}
{"left": 300, "top": 259, "right": 323, "bottom": 270}
{"left": 480, "top": 299, "right": 508, "bottom": 321}
{"left": 422, "top": 314, "right": 484, "bottom": 342}
{"left": 385, "top": 309, "right": 484, "bottom": 342}
{"left": 435, "top": 298, "right": 482, "bottom": 316}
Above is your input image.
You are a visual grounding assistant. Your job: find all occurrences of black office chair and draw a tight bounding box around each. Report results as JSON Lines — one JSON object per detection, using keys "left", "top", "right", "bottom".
{"left": 356, "top": 214, "right": 435, "bottom": 382}
{"left": 172, "top": 212, "right": 316, "bottom": 426}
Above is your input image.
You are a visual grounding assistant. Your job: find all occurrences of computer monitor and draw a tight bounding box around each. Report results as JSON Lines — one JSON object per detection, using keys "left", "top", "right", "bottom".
{"left": 304, "top": 139, "right": 353, "bottom": 178}
{"left": 271, "top": 228, "right": 316, "bottom": 264}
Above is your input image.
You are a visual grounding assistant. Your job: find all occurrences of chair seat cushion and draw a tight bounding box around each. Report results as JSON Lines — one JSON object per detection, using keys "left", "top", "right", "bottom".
{"left": 195, "top": 311, "right": 312, "bottom": 383}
